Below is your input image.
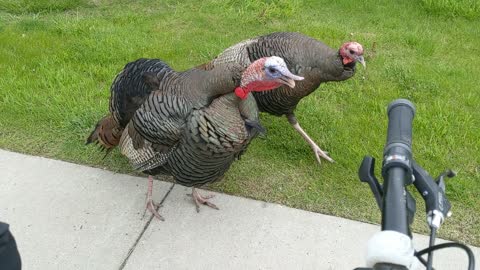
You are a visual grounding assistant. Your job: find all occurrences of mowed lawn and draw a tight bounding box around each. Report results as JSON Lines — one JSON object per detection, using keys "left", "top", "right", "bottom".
{"left": 0, "top": 0, "right": 479, "bottom": 245}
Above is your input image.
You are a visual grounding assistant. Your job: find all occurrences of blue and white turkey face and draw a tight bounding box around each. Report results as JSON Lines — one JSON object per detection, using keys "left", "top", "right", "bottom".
{"left": 264, "top": 56, "right": 289, "bottom": 79}
{"left": 238, "top": 56, "right": 304, "bottom": 94}
{"left": 263, "top": 56, "right": 304, "bottom": 88}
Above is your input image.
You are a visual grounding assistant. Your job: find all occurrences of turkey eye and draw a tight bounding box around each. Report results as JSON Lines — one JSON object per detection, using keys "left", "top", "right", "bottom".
{"left": 268, "top": 67, "right": 277, "bottom": 73}
{"left": 349, "top": 50, "right": 355, "bottom": 54}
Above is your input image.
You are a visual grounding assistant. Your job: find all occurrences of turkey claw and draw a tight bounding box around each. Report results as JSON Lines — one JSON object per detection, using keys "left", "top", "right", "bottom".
{"left": 144, "top": 199, "right": 164, "bottom": 221}
{"left": 191, "top": 188, "right": 219, "bottom": 212}
{"left": 312, "top": 145, "right": 334, "bottom": 164}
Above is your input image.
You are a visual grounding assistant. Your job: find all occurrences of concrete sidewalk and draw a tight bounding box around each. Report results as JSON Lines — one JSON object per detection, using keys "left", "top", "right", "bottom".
{"left": 0, "top": 149, "right": 477, "bottom": 269}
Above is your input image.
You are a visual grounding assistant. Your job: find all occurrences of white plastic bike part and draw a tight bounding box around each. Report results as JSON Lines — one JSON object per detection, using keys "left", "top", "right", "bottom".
{"left": 366, "top": 230, "right": 422, "bottom": 269}
{"left": 427, "top": 210, "right": 444, "bottom": 229}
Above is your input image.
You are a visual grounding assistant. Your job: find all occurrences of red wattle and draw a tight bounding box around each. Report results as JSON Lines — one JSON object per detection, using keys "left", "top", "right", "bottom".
{"left": 253, "top": 81, "right": 281, "bottom": 91}
{"left": 235, "top": 87, "right": 249, "bottom": 100}
{"left": 343, "top": 58, "right": 353, "bottom": 65}
{"left": 242, "top": 81, "right": 282, "bottom": 93}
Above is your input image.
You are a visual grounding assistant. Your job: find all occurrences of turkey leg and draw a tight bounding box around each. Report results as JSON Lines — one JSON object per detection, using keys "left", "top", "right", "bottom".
{"left": 287, "top": 113, "right": 334, "bottom": 164}
{"left": 191, "top": 187, "right": 219, "bottom": 212}
{"left": 144, "top": 175, "right": 165, "bottom": 221}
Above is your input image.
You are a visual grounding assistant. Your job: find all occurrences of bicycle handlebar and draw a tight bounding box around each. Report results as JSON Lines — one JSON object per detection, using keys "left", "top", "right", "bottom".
{"left": 382, "top": 99, "right": 415, "bottom": 176}
{"left": 381, "top": 99, "right": 416, "bottom": 235}
{"left": 385, "top": 99, "right": 415, "bottom": 154}
{"left": 358, "top": 99, "right": 475, "bottom": 270}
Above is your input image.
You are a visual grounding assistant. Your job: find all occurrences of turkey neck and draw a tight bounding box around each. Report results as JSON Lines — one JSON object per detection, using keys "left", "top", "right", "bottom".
{"left": 246, "top": 32, "right": 355, "bottom": 92}
{"left": 185, "top": 65, "right": 241, "bottom": 106}
{"left": 317, "top": 51, "right": 356, "bottom": 82}
{"left": 215, "top": 92, "right": 243, "bottom": 107}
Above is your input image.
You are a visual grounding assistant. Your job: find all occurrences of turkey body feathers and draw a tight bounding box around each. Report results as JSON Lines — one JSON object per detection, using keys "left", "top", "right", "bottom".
{"left": 164, "top": 93, "right": 256, "bottom": 186}
{"left": 201, "top": 32, "right": 357, "bottom": 115}
{"left": 111, "top": 58, "right": 172, "bottom": 128}
{"left": 129, "top": 92, "right": 260, "bottom": 187}
{"left": 117, "top": 58, "right": 254, "bottom": 186}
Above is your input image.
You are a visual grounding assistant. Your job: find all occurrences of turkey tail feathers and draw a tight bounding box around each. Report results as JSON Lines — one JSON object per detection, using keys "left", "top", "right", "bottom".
{"left": 86, "top": 120, "right": 102, "bottom": 145}
{"left": 86, "top": 115, "right": 122, "bottom": 156}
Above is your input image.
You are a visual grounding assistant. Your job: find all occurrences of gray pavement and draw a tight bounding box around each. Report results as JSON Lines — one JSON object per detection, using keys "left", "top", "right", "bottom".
{"left": 0, "top": 149, "right": 478, "bottom": 269}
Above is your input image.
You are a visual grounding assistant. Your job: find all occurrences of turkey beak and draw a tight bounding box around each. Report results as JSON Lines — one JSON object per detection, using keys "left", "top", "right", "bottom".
{"left": 356, "top": 55, "right": 366, "bottom": 68}
{"left": 278, "top": 69, "right": 304, "bottom": 88}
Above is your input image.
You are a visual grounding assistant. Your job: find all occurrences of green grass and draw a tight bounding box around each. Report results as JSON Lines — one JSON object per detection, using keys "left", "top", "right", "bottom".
{"left": 1, "top": 0, "right": 479, "bottom": 246}
{"left": 421, "top": 0, "right": 480, "bottom": 19}
{"left": 0, "top": 0, "right": 91, "bottom": 14}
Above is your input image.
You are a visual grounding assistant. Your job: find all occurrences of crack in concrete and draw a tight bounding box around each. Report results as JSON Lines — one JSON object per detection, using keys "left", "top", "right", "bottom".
{"left": 118, "top": 182, "right": 176, "bottom": 270}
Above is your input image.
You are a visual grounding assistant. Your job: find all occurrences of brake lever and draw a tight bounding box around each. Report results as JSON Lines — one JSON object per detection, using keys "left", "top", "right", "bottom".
{"left": 359, "top": 156, "right": 383, "bottom": 209}
{"left": 436, "top": 169, "right": 456, "bottom": 192}
{"left": 411, "top": 161, "right": 453, "bottom": 229}
{"left": 359, "top": 156, "right": 416, "bottom": 231}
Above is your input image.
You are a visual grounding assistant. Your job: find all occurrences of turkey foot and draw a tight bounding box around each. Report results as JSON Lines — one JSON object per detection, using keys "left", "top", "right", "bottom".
{"left": 143, "top": 175, "right": 165, "bottom": 221}
{"left": 190, "top": 188, "right": 219, "bottom": 212}
{"left": 310, "top": 142, "right": 334, "bottom": 164}
{"left": 287, "top": 113, "right": 334, "bottom": 164}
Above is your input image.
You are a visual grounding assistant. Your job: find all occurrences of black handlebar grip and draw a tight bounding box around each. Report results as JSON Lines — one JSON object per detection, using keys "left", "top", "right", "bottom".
{"left": 381, "top": 99, "right": 416, "bottom": 234}
{"left": 384, "top": 99, "right": 416, "bottom": 156}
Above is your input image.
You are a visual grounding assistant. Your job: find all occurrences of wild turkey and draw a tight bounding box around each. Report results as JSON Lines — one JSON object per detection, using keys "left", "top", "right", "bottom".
{"left": 88, "top": 56, "right": 303, "bottom": 220}
{"left": 198, "top": 32, "right": 366, "bottom": 164}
